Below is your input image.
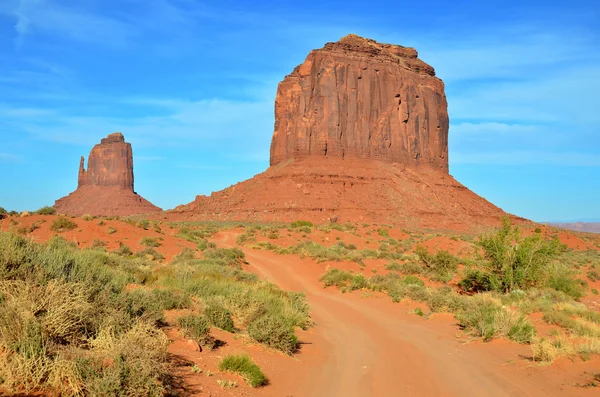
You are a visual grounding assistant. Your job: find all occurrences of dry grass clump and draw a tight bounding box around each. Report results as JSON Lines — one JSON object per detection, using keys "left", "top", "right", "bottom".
{"left": 50, "top": 216, "right": 78, "bottom": 232}
{"left": 0, "top": 231, "right": 171, "bottom": 396}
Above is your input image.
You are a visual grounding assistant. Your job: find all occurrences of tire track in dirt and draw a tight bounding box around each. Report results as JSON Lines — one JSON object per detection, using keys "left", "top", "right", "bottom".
{"left": 214, "top": 232, "right": 581, "bottom": 397}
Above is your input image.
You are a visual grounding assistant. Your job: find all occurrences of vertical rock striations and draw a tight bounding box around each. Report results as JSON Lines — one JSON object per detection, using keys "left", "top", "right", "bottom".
{"left": 55, "top": 133, "right": 161, "bottom": 216}
{"left": 170, "top": 34, "right": 509, "bottom": 230}
{"left": 77, "top": 132, "right": 134, "bottom": 189}
{"left": 270, "top": 34, "right": 449, "bottom": 171}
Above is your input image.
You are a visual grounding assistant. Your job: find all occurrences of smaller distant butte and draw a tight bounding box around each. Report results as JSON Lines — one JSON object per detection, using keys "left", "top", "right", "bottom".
{"left": 55, "top": 132, "right": 161, "bottom": 217}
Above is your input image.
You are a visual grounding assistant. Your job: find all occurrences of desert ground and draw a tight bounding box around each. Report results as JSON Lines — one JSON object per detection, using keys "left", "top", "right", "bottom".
{"left": 1, "top": 212, "right": 599, "bottom": 396}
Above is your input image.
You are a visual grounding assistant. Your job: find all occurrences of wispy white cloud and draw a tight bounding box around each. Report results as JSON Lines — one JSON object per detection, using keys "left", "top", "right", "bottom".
{"left": 2, "top": 0, "right": 134, "bottom": 46}
{"left": 0, "top": 97, "right": 274, "bottom": 150}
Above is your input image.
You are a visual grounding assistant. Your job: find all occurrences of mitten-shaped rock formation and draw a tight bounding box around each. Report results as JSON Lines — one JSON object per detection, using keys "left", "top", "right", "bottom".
{"left": 55, "top": 133, "right": 161, "bottom": 216}
{"left": 270, "top": 34, "right": 449, "bottom": 171}
{"left": 77, "top": 132, "right": 134, "bottom": 189}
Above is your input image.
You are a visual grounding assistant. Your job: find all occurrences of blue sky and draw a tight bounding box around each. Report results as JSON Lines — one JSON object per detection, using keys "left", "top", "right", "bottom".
{"left": 0, "top": 0, "right": 598, "bottom": 222}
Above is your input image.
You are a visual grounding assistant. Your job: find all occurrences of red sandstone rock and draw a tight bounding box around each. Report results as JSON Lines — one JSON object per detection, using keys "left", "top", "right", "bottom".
{"left": 167, "top": 35, "right": 510, "bottom": 231}
{"left": 270, "top": 34, "right": 449, "bottom": 171}
{"left": 78, "top": 132, "right": 134, "bottom": 189}
{"left": 55, "top": 133, "right": 161, "bottom": 217}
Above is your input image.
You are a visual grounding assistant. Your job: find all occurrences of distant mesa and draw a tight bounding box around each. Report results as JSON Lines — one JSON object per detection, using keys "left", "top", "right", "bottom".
{"left": 167, "top": 35, "right": 510, "bottom": 230}
{"left": 55, "top": 132, "right": 161, "bottom": 217}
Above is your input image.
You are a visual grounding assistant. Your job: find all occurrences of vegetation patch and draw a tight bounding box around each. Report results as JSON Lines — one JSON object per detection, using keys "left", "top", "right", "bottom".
{"left": 50, "top": 216, "right": 78, "bottom": 232}
{"left": 35, "top": 206, "right": 56, "bottom": 215}
{"left": 218, "top": 354, "right": 267, "bottom": 388}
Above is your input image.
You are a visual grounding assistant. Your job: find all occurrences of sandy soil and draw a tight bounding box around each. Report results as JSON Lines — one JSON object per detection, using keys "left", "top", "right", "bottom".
{"left": 212, "top": 231, "right": 600, "bottom": 397}
{"left": 2, "top": 216, "right": 599, "bottom": 396}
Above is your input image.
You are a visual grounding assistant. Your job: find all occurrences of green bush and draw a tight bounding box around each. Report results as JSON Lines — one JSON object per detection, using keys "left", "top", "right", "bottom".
{"left": 35, "top": 206, "right": 56, "bottom": 215}
{"left": 458, "top": 269, "right": 500, "bottom": 293}
{"left": 178, "top": 315, "right": 214, "bottom": 347}
{"left": 140, "top": 237, "right": 160, "bottom": 248}
{"left": 50, "top": 216, "right": 78, "bottom": 232}
{"left": 587, "top": 270, "right": 600, "bottom": 282}
{"left": 415, "top": 246, "right": 458, "bottom": 276}
{"left": 138, "top": 219, "right": 150, "bottom": 230}
{"left": 377, "top": 228, "right": 390, "bottom": 237}
{"left": 203, "top": 247, "right": 245, "bottom": 266}
{"left": 456, "top": 297, "right": 536, "bottom": 343}
{"left": 218, "top": 354, "right": 267, "bottom": 388}
{"left": 385, "top": 261, "right": 424, "bottom": 274}
{"left": 247, "top": 314, "right": 298, "bottom": 354}
{"left": 477, "top": 218, "right": 565, "bottom": 292}
{"left": 205, "top": 303, "right": 235, "bottom": 332}
{"left": 291, "top": 220, "right": 313, "bottom": 228}
{"left": 116, "top": 242, "right": 132, "bottom": 256}
{"left": 0, "top": 207, "right": 8, "bottom": 219}
{"left": 136, "top": 248, "right": 165, "bottom": 262}
{"left": 547, "top": 277, "right": 586, "bottom": 300}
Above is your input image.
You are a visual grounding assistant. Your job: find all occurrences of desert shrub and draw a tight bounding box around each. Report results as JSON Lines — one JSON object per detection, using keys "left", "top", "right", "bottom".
{"left": 50, "top": 216, "right": 77, "bottom": 232}
{"left": 136, "top": 248, "right": 164, "bottom": 262}
{"left": 0, "top": 232, "right": 170, "bottom": 395}
{"left": 477, "top": 218, "right": 565, "bottom": 293}
{"left": 218, "top": 354, "right": 267, "bottom": 388}
{"left": 386, "top": 261, "right": 424, "bottom": 274}
{"left": 138, "top": 219, "right": 150, "bottom": 230}
{"left": 178, "top": 315, "right": 214, "bottom": 347}
{"left": 587, "top": 270, "right": 600, "bottom": 282}
{"left": 203, "top": 247, "right": 245, "bottom": 266}
{"left": 291, "top": 220, "right": 313, "bottom": 228}
{"left": 91, "top": 238, "right": 106, "bottom": 249}
{"left": 82, "top": 214, "right": 94, "bottom": 221}
{"left": 196, "top": 238, "right": 216, "bottom": 251}
{"left": 174, "top": 247, "right": 196, "bottom": 262}
{"left": 543, "top": 310, "right": 600, "bottom": 337}
{"left": 455, "top": 296, "right": 536, "bottom": 343}
{"left": 236, "top": 231, "right": 256, "bottom": 245}
{"left": 458, "top": 269, "right": 501, "bottom": 293}
{"left": 319, "top": 268, "right": 355, "bottom": 288}
{"left": 547, "top": 277, "right": 586, "bottom": 300}
{"left": 247, "top": 314, "right": 298, "bottom": 354}
{"left": 205, "top": 303, "right": 235, "bottom": 332}
{"left": 415, "top": 246, "right": 458, "bottom": 277}
{"left": 140, "top": 237, "right": 160, "bottom": 248}
{"left": 35, "top": 206, "right": 56, "bottom": 215}
{"left": 268, "top": 232, "right": 279, "bottom": 239}
{"left": 0, "top": 207, "right": 8, "bottom": 219}
{"left": 531, "top": 336, "right": 574, "bottom": 363}
{"left": 16, "top": 222, "right": 40, "bottom": 235}
{"left": 403, "top": 275, "right": 425, "bottom": 287}
{"left": 116, "top": 242, "right": 132, "bottom": 256}
{"left": 377, "top": 228, "right": 390, "bottom": 237}
{"left": 107, "top": 226, "right": 117, "bottom": 234}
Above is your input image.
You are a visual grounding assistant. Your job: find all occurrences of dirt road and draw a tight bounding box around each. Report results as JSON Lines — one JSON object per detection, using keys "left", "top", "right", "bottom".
{"left": 214, "top": 232, "right": 593, "bottom": 397}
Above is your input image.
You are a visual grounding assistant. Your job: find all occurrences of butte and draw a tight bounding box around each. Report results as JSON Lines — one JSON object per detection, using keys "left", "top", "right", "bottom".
{"left": 168, "top": 34, "right": 511, "bottom": 231}
{"left": 55, "top": 132, "right": 161, "bottom": 217}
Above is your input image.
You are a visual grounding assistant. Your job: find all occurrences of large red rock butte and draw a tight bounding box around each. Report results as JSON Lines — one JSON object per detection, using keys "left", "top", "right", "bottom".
{"left": 167, "top": 35, "right": 513, "bottom": 231}
{"left": 270, "top": 34, "right": 449, "bottom": 171}
{"left": 55, "top": 133, "right": 161, "bottom": 217}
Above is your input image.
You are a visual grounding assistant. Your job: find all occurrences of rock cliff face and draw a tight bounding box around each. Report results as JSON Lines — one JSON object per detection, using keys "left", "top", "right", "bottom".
{"left": 55, "top": 133, "right": 161, "bottom": 217}
{"left": 78, "top": 132, "right": 134, "bottom": 189}
{"left": 168, "top": 35, "right": 511, "bottom": 231}
{"left": 270, "top": 34, "right": 449, "bottom": 171}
